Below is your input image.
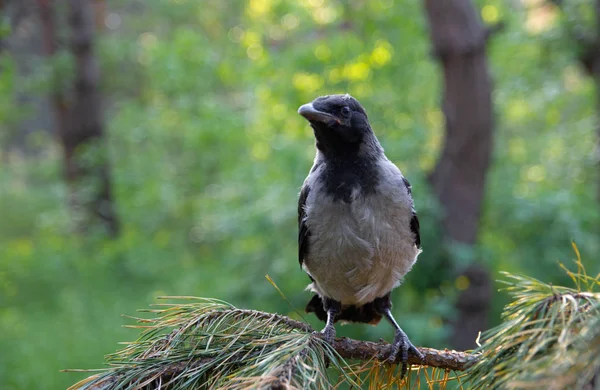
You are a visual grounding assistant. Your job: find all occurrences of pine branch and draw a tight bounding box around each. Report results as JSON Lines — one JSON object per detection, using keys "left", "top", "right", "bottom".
{"left": 465, "top": 247, "right": 600, "bottom": 389}
{"left": 68, "top": 299, "right": 475, "bottom": 390}
{"left": 204, "top": 309, "right": 478, "bottom": 370}
{"left": 75, "top": 336, "right": 475, "bottom": 390}
{"left": 329, "top": 337, "right": 477, "bottom": 371}
{"left": 203, "top": 309, "right": 478, "bottom": 370}
{"left": 82, "top": 334, "right": 476, "bottom": 388}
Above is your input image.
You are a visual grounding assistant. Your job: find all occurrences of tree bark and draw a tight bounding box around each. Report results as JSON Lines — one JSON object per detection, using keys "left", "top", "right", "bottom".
{"left": 423, "top": 0, "right": 495, "bottom": 350}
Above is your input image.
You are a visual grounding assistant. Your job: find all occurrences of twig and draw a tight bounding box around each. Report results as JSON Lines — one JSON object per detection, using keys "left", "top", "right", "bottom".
{"left": 330, "top": 336, "right": 478, "bottom": 371}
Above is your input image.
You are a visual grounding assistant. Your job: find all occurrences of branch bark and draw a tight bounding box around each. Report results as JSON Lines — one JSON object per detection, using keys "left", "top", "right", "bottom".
{"left": 330, "top": 336, "right": 477, "bottom": 371}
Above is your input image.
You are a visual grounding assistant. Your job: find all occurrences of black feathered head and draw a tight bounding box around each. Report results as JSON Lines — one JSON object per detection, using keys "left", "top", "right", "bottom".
{"left": 298, "top": 94, "right": 380, "bottom": 158}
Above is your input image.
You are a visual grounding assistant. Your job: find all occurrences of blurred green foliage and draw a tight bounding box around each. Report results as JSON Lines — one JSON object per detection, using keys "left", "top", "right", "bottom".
{"left": 0, "top": 0, "right": 598, "bottom": 388}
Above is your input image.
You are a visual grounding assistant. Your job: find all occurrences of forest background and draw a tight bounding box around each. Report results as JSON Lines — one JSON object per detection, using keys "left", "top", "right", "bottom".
{"left": 0, "top": 0, "right": 599, "bottom": 388}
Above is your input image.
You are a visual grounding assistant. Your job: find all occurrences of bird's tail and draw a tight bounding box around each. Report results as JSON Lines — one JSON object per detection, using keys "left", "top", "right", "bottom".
{"left": 305, "top": 294, "right": 382, "bottom": 325}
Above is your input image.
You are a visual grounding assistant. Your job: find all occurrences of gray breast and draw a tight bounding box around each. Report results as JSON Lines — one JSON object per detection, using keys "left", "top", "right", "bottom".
{"left": 303, "top": 162, "right": 420, "bottom": 306}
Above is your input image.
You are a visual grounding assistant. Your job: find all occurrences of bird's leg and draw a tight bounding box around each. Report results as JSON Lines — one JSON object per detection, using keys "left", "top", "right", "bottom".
{"left": 320, "top": 297, "right": 341, "bottom": 345}
{"left": 374, "top": 295, "right": 424, "bottom": 379}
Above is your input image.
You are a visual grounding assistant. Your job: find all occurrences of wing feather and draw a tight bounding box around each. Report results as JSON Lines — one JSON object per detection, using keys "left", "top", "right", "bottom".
{"left": 298, "top": 185, "right": 311, "bottom": 267}
{"left": 402, "top": 177, "right": 421, "bottom": 248}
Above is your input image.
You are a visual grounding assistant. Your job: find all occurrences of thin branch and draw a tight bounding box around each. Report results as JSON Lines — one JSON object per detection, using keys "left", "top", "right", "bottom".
{"left": 330, "top": 336, "right": 477, "bottom": 371}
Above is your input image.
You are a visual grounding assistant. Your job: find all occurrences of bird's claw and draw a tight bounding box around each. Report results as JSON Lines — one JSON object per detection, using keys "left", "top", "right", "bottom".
{"left": 320, "top": 324, "right": 336, "bottom": 345}
{"left": 315, "top": 325, "right": 336, "bottom": 369}
{"left": 388, "top": 330, "right": 423, "bottom": 379}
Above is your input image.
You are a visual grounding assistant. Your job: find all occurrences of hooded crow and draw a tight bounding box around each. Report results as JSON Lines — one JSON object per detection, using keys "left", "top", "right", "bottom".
{"left": 297, "top": 94, "right": 424, "bottom": 376}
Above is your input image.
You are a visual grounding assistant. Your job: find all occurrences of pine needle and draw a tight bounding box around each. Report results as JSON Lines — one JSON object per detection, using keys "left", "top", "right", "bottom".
{"left": 68, "top": 298, "right": 358, "bottom": 390}
{"left": 265, "top": 274, "right": 308, "bottom": 323}
{"left": 465, "top": 249, "right": 600, "bottom": 389}
{"left": 68, "top": 297, "right": 466, "bottom": 389}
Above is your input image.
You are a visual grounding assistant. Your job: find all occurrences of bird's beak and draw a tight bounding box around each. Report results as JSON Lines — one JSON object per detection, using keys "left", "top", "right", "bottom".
{"left": 298, "top": 103, "right": 341, "bottom": 124}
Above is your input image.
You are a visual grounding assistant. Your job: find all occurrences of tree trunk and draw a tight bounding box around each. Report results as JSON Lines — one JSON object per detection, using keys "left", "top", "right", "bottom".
{"left": 37, "top": 0, "right": 119, "bottom": 237}
{"left": 66, "top": 0, "right": 119, "bottom": 237}
{"left": 423, "top": 0, "right": 495, "bottom": 350}
{"left": 38, "top": 0, "right": 69, "bottom": 143}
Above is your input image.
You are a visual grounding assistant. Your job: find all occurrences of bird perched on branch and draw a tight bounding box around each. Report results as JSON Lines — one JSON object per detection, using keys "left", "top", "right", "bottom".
{"left": 297, "top": 94, "right": 424, "bottom": 376}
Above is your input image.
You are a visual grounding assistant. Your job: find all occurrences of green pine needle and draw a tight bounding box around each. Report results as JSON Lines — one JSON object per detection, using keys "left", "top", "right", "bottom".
{"left": 68, "top": 297, "right": 359, "bottom": 390}
{"left": 466, "top": 246, "right": 600, "bottom": 389}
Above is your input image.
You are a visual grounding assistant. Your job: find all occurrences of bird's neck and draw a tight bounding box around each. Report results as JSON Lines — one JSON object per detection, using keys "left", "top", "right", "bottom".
{"left": 314, "top": 133, "right": 383, "bottom": 162}
{"left": 315, "top": 149, "right": 381, "bottom": 202}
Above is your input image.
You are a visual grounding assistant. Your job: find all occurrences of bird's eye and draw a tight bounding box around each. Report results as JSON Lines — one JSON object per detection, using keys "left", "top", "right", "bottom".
{"left": 341, "top": 106, "right": 350, "bottom": 117}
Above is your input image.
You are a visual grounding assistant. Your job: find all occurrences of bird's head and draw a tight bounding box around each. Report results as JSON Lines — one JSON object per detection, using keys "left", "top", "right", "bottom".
{"left": 298, "top": 94, "right": 380, "bottom": 158}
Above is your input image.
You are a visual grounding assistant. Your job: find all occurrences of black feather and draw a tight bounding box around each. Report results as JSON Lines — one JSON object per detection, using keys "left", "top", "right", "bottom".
{"left": 298, "top": 185, "right": 311, "bottom": 267}
{"left": 305, "top": 294, "right": 383, "bottom": 325}
{"left": 402, "top": 176, "right": 412, "bottom": 195}
{"left": 321, "top": 160, "right": 378, "bottom": 203}
{"left": 410, "top": 212, "right": 421, "bottom": 248}
{"left": 402, "top": 177, "right": 421, "bottom": 248}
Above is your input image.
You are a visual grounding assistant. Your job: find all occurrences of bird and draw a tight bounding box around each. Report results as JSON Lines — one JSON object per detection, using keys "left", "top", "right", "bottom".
{"left": 297, "top": 94, "right": 424, "bottom": 376}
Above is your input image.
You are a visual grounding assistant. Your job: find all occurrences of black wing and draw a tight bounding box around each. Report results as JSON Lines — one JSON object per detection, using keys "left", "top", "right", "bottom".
{"left": 402, "top": 176, "right": 412, "bottom": 195}
{"left": 298, "top": 184, "right": 311, "bottom": 267}
{"left": 402, "top": 177, "right": 421, "bottom": 248}
{"left": 410, "top": 211, "right": 421, "bottom": 248}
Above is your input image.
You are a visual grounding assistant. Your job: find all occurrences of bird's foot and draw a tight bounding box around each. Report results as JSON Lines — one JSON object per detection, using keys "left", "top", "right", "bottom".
{"left": 314, "top": 324, "right": 336, "bottom": 369}
{"left": 320, "top": 323, "right": 336, "bottom": 345}
{"left": 388, "top": 329, "right": 424, "bottom": 379}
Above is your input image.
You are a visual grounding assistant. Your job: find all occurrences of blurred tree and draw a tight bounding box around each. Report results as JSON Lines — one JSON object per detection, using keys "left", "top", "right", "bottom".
{"left": 550, "top": 0, "right": 600, "bottom": 202}
{"left": 1, "top": 0, "right": 53, "bottom": 152}
{"left": 66, "top": 0, "right": 119, "bottom": 236}
{"left": 37, "top": 0, "right": 119, "bottom": 237}
{"left": 92, "top": 0, "right": 105, "bottom": 31}
{"left": 38, "top": 0, "right": 68, "bottom": 146}
{"left": 423, "top": 0, "right": 495, "bottom": 350}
